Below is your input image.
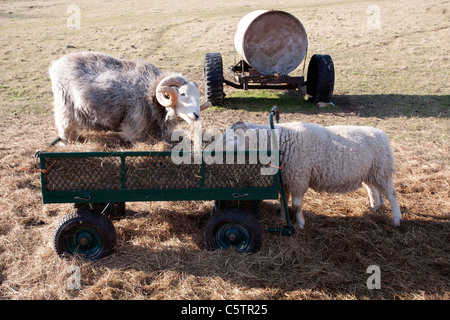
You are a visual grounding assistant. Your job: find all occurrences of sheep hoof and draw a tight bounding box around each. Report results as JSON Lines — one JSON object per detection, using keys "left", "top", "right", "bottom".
{"left": 316, "top": 101, "right": 334, "bottom": 108}
{"left": 295, "top": 219, "right": 305, "bottom": 229}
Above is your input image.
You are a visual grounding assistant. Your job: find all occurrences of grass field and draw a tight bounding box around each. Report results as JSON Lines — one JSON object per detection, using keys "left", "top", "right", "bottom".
{"left": 0, "top": 0, "right": 448, "bottom": 300}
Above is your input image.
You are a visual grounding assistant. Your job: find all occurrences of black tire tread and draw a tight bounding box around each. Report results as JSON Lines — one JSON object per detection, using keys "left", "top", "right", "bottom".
{"left": 204, "top": 53, "right": 224, "bottom": 106}
{"left": 204, "top": 208, "right": 262, "bottom": 253}
{"left": 306, "top": 54, "right": 335, "bottom": 104}
{"left": 53, "top": 210, "right": 117, "bottom": 260}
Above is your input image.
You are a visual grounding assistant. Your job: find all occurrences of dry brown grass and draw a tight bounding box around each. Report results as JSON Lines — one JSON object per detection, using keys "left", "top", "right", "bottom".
{"left": 0, "top": 0, "right": 449, "bottom": 300}
{"left": 1, "top": 109, "right": 448, "bottom": 300}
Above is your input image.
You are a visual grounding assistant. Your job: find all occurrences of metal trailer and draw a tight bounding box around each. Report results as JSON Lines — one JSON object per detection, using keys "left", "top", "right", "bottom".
{"left": 204, "top": 10, "right": 335, "bottom": 107}
{"left": 36, "top": 107, "right": 293, "bottom": 260}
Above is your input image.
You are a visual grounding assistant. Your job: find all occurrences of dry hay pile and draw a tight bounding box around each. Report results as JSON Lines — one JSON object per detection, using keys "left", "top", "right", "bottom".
{"left": 0, "top": 114, "right": 448, "bottom": 300}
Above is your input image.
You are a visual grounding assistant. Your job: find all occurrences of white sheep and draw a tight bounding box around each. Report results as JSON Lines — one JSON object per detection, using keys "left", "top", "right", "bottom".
{"left": 221, "top": 121, "right": 402, "bottom": 229}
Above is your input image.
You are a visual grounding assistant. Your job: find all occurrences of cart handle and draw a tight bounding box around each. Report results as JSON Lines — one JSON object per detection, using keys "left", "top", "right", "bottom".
{"left": 270, "top": 105, "right": 279, "bottom": 129}
{"left": 269, "top": 106, "right": 294, "bottom": 233}
{"left": 232, "top": 192, "right": 249, "bottom": 199}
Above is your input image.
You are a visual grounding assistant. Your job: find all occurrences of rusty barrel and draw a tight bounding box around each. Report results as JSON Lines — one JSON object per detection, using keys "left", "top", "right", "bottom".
{"left": 234, "top": 10, "right": 308, "bottom": 76}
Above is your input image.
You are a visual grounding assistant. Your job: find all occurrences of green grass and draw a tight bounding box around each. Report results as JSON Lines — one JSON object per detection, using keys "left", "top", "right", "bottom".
{"left": 218, "top": 89, "right": 335, "bottom": 113}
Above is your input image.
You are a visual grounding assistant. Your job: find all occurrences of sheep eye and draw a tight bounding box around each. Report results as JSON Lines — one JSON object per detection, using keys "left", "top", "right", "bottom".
{"left": 180, "top": 93, "right": 186, "bottom": 97}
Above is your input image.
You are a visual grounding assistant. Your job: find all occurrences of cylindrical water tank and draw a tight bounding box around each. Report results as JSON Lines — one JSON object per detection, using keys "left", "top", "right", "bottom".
{"left": 234, "top": 10, "right": 308, "bottom": 76}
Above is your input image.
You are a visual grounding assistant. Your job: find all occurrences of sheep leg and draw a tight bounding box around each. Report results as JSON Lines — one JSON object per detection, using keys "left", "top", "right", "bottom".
{"left": 57, "top": 123, "right": 79, "bottom": 145}
{"left": 292, "top": 196, "right": 305, "bottom": 229}
{"left": 378, "top": 189, "right": 385, "bottom": 207}
{"left": 67, "top": 126, "right": 80, "bottom": 142}
{"left": 379, "top": 181, "right": 402, "bottom": 227}
{"left": 278, "top": 190, "right": 290, "bottom": 220}
{"left": 363, "top": 182, "right": 384, "bottom": 211}
{"left": 54, "top": 100, "right": 79, "bottom": 144}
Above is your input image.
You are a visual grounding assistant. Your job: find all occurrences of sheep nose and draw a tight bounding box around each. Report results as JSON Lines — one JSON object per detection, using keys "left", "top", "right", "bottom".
{"left": 193, "top": 113, "right": 200, "bottom": 120}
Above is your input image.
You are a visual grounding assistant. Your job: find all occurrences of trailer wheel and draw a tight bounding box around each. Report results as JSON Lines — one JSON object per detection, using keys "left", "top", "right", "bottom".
{"left": 204, "top": 52, "right": 224, "bottom": 106}
{"left": 53, "top": 210, "right": 117, "bottom": 260}
{"left": 306, "top": 54, "right": 335, "bottom": 105}
{"left": 204, "top": 208, "right": 262, "bottom": 253}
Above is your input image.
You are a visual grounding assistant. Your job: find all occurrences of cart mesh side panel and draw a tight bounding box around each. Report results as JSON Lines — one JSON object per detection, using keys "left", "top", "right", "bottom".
{"left": 45, "top": 156, "right": 121, "bottom": 191}
{"left": 204, "top": 162, "right": 273, "bottom": 188}
{"left": 125, "top": 155, "right": 202, "bottom": 189}
{"left": 40, "top": 151, "right": 279, "bottom": 204}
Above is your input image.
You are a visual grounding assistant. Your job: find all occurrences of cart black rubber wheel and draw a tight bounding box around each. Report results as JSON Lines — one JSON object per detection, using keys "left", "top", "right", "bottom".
{"left": 204, "top": 208, "right": 262, "bottom": 253}
{"left": 53, "top": 210, "right": 117, "bottom": 260}
{"left": 306, "top": 54, "right": 335, "bottom": 104}
{"left": 204, "top": 52, "right": 224, "bottom": 106}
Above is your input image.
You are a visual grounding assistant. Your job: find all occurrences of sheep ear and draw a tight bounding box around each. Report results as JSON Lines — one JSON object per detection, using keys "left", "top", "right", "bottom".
{"left": 231, "top": 121, "right": 246, "bottom": 129}
{"left": 156, "top": 86, "right": 178, "bottom": 107}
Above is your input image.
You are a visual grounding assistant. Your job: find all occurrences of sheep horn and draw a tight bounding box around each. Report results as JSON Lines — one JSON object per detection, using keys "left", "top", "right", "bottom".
{"left": 158, "top": 75, "right": 188, "bottom": 89}
{"left": 156, "top": 75, "right": 188, "bottom": 107}
{"left": 200, "top": 101, "right": 212, "bottom": 111}
{"left": 156, "top": 86, "right": 178, "bottom": 107}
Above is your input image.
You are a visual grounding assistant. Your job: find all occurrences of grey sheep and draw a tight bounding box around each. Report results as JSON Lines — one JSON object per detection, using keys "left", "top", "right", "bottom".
{"left": 49, "top": 51, "right": 211, "bottom": 144}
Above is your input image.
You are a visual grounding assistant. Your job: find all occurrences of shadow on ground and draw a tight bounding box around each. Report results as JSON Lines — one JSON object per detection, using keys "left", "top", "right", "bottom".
{"left": 223, "top": 91, "right": 449, "bottom": 118}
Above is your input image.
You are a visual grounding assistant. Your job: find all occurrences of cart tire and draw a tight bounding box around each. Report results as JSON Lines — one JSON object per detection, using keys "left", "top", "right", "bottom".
{"left": 204, "top": 208, "right": 262, "bottom": 253}
{"left": 306, "top": 54, "right": 335, "bottom": 104}
{"left": 53, "top": 210, "right": 117, "bottom": 260}
{"left": 204, "top": 52, "right": 224, "bottom": 106}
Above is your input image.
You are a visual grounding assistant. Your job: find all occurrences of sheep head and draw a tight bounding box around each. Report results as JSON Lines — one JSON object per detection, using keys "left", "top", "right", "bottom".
{"left": 215, "top": 121, "right": 277, "bottom": 151}
{"left": 156, "top": 75, "right": 211, "bottom": 124}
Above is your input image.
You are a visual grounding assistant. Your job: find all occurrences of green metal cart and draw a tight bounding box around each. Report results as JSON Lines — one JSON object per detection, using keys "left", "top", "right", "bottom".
{"left": 36, "top": 107, "right": 293, "bottom": 259}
